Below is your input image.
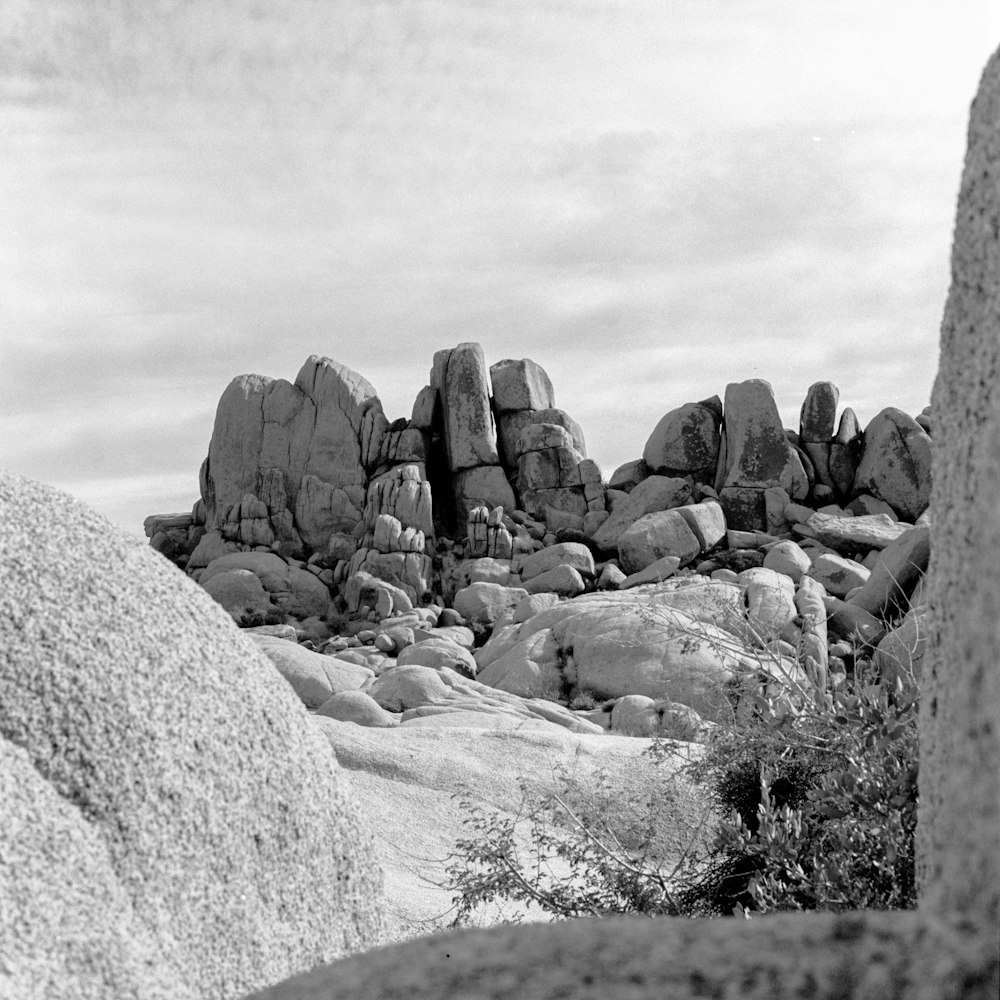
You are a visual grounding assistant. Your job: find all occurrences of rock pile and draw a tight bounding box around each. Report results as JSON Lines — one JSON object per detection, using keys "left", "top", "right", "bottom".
{"left": 145, "top": 347, "right": 933, "bottom": 744}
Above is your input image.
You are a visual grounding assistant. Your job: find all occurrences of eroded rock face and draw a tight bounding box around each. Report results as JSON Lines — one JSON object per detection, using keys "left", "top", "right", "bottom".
{"left": 0, "top": 472, "right": 386, "bottom": 1000}
{"left": 722, "top": 380, "right": 808, "bottom": 493}
{"left": 202, "top": 356, "right": 385, "bottom": 555}
{"left": 432, "top": 342, "right": 501, "bottom": 472}
{"left": 642, "top": 396, "right": 723, "bottom": 480}
{"left": 851, "top": 408, "right": 932, "bottom": 522}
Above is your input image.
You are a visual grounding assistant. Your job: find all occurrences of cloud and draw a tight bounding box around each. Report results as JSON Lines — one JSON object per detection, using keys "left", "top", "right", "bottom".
{"left": 2, "top": 0, "right": 994, "bottom": 533}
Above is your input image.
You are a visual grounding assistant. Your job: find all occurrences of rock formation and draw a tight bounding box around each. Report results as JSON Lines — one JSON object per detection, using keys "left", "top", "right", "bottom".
{"left": 140, "top": 337, "right": 942, "bottom": 760}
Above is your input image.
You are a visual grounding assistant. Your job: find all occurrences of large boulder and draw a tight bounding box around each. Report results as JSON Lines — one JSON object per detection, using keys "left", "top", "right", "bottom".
{"left": 851, "top": 408, "right": 932, "bottom": 522}
{"left": 798, "top": 381, "right": 840, "bottom": 489}
{"left": 591, "top": 475, "right": 692, "bottom": 551}
{"left": 475, "top": 583, "right": 805, "bottom": 720}
{"left": 489, "top": 358, "right": 556, "bottom": 413}
{"left": 431, "top": 342, "right": 501, "bottom": 472}
{"left": 453, "top": 581, "right": 529, "bottom": 625}
{"left": 200, "top": 567, "right": 283, "bottom": 626}
{"left": 517, "top": 541, "right": 595, "bottom": 582}
{"left": 200, "top": 551, "right": 332, "bottom": 619}
{"left": 642, "top": 397, "right": 722, "bottom": 480}
{"left": 719, "top": 380, "right": 808, "bottom": 530}
{"left": 721, "top": 380, "right": 809, "bottom": 496}
{"left": 0, "top": 472, "right": 386, "bottom": 999}
{"left": 617, "top": 509, "right": 701, "bottom": 573}
{"left": 201, "top": 356, "right": 384, "bottom": 552}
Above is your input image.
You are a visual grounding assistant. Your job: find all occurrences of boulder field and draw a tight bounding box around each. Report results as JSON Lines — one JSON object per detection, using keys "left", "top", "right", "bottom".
{"left": 146, "top": 349, "right": 932, "bottom": 746}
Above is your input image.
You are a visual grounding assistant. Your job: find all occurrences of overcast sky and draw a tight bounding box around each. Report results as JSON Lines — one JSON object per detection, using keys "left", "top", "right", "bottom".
{"left": 3, "top": 1, "right": 998, "bottom": 536}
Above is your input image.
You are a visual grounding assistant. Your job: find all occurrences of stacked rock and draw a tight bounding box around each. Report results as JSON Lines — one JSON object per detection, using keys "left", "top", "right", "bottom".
{"left": 716, "top": 379, "right": 810, "bottom": 532}
{"left": 343, "top": 464, "right": 435, "bottom": 612}
{"left": 430, "top": 342, "right": 515, "bottom": 521}
{"left": 489, "top": 356, "right": 602, "bottom": 527}
{"left": 466, "top": 505, "right": 513, "bottom": 560}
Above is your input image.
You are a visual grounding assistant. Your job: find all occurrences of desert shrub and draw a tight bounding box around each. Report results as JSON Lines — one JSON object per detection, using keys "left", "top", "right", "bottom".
{"left": 674, "top": 664, "right": 918, "bottom": 915}
{"left": 443, "top": 649, "right": 918, "bottom": 922}
{"left": 444, "top": 753, "right": 710, "bottom": 926}
{"left": 567, "top": 689, "right": 601, "bottom": 711}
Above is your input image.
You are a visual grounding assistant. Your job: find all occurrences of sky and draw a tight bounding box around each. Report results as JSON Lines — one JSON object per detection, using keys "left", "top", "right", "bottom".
{"left": 2, "top": 1, "right": 998, "bottom": 537}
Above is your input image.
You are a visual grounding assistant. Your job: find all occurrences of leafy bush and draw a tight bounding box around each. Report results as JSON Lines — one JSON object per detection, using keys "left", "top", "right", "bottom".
{"left": 677, "top": 664, "right": 918, "bottom": 915}
{"left": 443, "top": 653, "right": 918, "bottom": 923}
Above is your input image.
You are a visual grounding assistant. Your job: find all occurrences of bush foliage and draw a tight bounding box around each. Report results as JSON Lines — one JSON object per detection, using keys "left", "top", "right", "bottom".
{"left": 444, "top": 647, "right": 918, "bottom": 924}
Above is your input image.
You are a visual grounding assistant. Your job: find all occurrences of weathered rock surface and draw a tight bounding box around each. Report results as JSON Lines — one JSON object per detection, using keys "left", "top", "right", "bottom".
{"left": 591, "top": 475, "right": 692, "bottom": 550}
{"left": 617, "top": 508, "right": 702, "bottom": 573}
{"left": 517, "top": 541, "right": 595, "bottom": 581}
{"left": 848, "top": 525, "right": 930, "bottom": 621}
{"left": 476, "top": 581, "right": 807, "bottom": 720}
{"left": 852, "top": 408, "right": 932, "bottom": 522}
{"left": 642, "top": 397, "right": 722, "bottom": 479}
{"left": 396, "top": 635, "right": 479, "bottom": 678}
{"left": 315, "top": 721, "right": 709, "bottom": 940}
{"left": 367, "top": 664, "right": 600, "bottom": 734}
{"left": 521, "top": 563, "right": 587, "bottom": 597}
{"left": 1, "top": 737, "right": 188, "bottom": 1000}
{"left": 0, "top": 472, "right": 386, "bottom": 1000}
{"left": 807, "top": 552, "right": 870, "bottom": 598}
{"left": 721, "top": 380, "right": 809, "bottom": 496}
{"left": 202, "top": 356, "right": 383, "bottom": 552}
{"left": 453, "top": 581, "right": 529, "bottom": 625}
{"left": 250, "top": 633, "right": 374, "bottom": 708}
{"left": 790, "top": 509, "right": 912, "bottom": 552}
{"left": 489, "top": 357, "right": 556, "bottom": 413}
{"left": 432, "top": 342, "right": 501, "bottom": 472}
{"left": 201, "top": 551, "right": 332, "bottom": 619}
{"left": 316, "top": 689, "right": 400, "bottom": 727}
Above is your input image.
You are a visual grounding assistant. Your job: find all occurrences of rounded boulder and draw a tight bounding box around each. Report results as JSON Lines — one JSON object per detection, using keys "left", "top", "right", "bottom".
{"left": 0, "top": 472, "right": 386, "bottom": 1000}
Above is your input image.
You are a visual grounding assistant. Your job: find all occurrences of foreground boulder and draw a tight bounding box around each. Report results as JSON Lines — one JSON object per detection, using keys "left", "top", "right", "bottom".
{"left": 1, "top": 738, "right": 186, "bottom": 1000}
{"left": 0, "top": 472, "right": 386, "bottom": 1000}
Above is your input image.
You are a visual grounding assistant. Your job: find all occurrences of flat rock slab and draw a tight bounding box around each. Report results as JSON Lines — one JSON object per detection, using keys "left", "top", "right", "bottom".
{"left": 314, "top": 719, "right": 709, "bottom": 943}
{"left": 791, "top": 510, "right": 912, "bottom": 553}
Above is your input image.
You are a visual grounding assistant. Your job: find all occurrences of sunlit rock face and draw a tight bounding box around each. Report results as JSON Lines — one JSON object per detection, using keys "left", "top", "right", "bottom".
{"left": 200, "top": 355, "right": 387, "bottom": 555}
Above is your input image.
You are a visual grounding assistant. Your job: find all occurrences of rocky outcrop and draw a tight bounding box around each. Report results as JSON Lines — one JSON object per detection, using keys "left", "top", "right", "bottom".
{"left": 147, "top": 341, "right": 937, "bottom": 642}
{"left": 718, "top": 379, "right": 809, "bottom": 530}
{"left": 1, "top": 471, "right": 386, "bottom": 1000}
{"left": 199, "top": 356, "right": 386, "bottom": 557}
